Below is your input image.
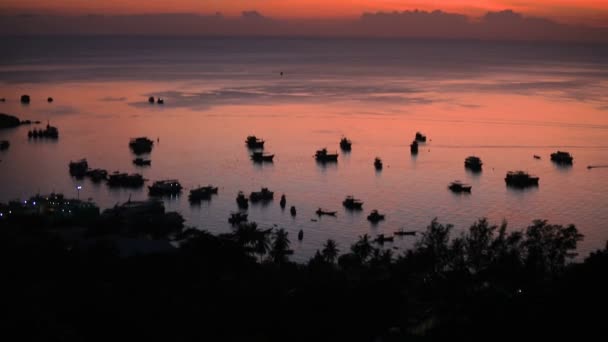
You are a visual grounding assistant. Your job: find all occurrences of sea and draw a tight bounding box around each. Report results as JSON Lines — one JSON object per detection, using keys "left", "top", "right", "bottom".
{"left": 1, "top": 36, "right": 607, "bottom": 261}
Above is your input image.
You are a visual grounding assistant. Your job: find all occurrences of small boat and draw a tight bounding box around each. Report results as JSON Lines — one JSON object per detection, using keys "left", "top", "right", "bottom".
{"left": 108, "top": 172, "right": 145, "bottom": 188}
{"left": 374, "top": 157, "right": 383, "bottom": 170}
{"left": 339, "top": 137, "right": 352, "bottom": 151}
{"left": 410, "top": 140, "right": 418, "bottom": 154}
{"left": 245, "top": 136, "right": 265, "bottom": 149}
{"left": 550, "top": 151, "right": 573, "bottom": 165}
{"left": 448, "top": 181, "right": 472, "bottom": 193}
{"left": 394, "top": 229, "right": 417, "bottom": 236}
{"left": 28, "top": 122, "right": 59, "bottom": 139}
{"left": 316, "top": 208, "right": 337, "bottom": 216}
{"left": 343, "top": 196, "right": 363, "bottom": 210}
{"left": 228, "top": 212, "right": 248, "bottom": 225}
{"left": 464, "top": 156, "right": 483, "bottom": 172}
{"left": 533, "top": 155, "right": 541, "bottom": 160}
{"left": 157, "top": 98, "right": 164, "bottom": 104}
{"left": 298, "top": 229, "right": 303, "bottom": 241}
{"left": 148, "top": 179, "right": 182, "bottom": 196}
{"left": 250, "top": 187, "right": 274, "bottom": 202}
{"left": 236, "top": 191, "right": 249, "bottom": 209}
{"left": 189, "top": 185, "right": 218, "bottom": 201}
{"left": 148, "top": 96, "right": 155, "bottom": 104}
{"left": 367, "top": 210, "right": 385, "bottom": 223}
{"left": 69, "top": 159, "right": 89, "bottom": 178}
{"left": 374, "top": 234, "right": 394, "bottom": 244}
{"left": 315, "top": 148, "right": 338, "bottom": 162}
{"left": 415, "top": 132, "right": 427, "bottom": 142}
{"left": 290, "top": 206, "right": 296, "bottom": 217}
{"left": 47, "top": 97, "right": 53, "bottom": 103}
{"left": 505, "top": 171, "right": 539, "bottom": 188}
{"left": 251, "top": 151, "right": 274, "bottom": 162}
{"left": 85, "top": 168, "right": 108, "bottom": 182}
{"left": 280, "top": 194, "right": 286, "bottom": 208}
{"left": 133, "top": 158, "right": 151, "bottom": 166}
{"left": 0, "top": 140, "right": 10, "bottom": 151}
{"left": 129, "top": 137, "right": 154, "bottom": 155}
{"left": 21, "top": 94, "right": 30, "bottom": 104}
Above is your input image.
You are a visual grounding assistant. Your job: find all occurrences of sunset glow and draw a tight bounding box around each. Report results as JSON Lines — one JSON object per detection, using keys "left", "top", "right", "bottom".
{"left": 1, "top": 0, "right": 608, "bottom": 26}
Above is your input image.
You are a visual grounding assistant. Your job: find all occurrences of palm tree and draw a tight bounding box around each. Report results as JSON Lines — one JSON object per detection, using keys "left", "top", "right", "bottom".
{"left": 269, "top": 228, "right": 293, "bottom": 264}
{"left": 351, "top": 234, "right": 374, "bottom": 262}
{"left": 253, "top": 228, "right": 272, "bottom": 262}
{"left": 321, "top": 239, "right": 339, "bottom": 263}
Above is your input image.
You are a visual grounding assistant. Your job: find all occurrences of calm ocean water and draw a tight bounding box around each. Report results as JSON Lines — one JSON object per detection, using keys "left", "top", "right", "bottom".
{"left": 1, "top": 37, "right": 608, "bottom": 260}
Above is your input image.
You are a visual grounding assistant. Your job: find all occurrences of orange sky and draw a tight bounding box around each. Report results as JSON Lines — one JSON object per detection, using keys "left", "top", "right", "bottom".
{"left": 2, "top": 0, "right": 608, "bottom": 25}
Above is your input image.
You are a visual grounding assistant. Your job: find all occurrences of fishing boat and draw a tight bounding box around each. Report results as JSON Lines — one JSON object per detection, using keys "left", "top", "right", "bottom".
{"left": 316, "top": 208, "right": 337, "bottom": 216}
{"left": 189, "top": 185, "right": 218, "bottom": 201}
{"left": 28, "top": 122, "right": 59, "bottom": 139}
{"left": 280, "top": 194, "right": 286, "bottom": 208}
{"left": 315, "top": 148, "right": 338, "bottom": 162}
{"left": 228, "top": 212, "right": 248, "bottom": 225}
{"left": 550, "top": 151, "right": 573, "bottom": 165}
{"left": 250, "top": 187, "right": 274, "bottom": 202}
{"left": 251, "top": 151, "right": 274, "bottom": 162}
{"left": 505, "top": 171, "right": 539, "bottom": 188}
{"left": 245, "top": 136, "right": 265, "bottom": 149}
{"left": 339, "top": 137, "right": 352, "bottom": 151}
{"left": 148, "top": 179, "right": 182, "bottom": 196}
{"left": 367, "top": 210, "right": 385, "bottom": 223}
{"left": 464, "top": 156, "right": 483, "bottom": 171}
{"left": 394, "top": 229, "right": 417, "bottom": 236}
{"left": 69, "top": 159, "right": 89, "bottom": 178}
{"left": 236, "top": 191, "right": 249, "bottom": 209}
{"left": 129, "top": 137, "right": 154, "bottom": 154}
{"left": 290, "top": 206, "right": 296, "bottom": 217}
{"left": 410, "top": 140, "right": 418, "bottom": 154}
{"left": 85, "top": 169, "right": 108, "bottom": 182}
{"left": 298, "top": 229, "right": 303, "bottom": 241}
{"left": 415, "top": 132, "right": 427, "bottom": 142}
{"left": 343, "top": 196, "right": 363, "bottom": 210}
{"left": 133, "top": 158, "right": 151, "bottom": 166}
{"left": 374, "top": 234, "right": 394, "bottom": 244}
{"left": 107, "top": 172, "right": 145, "bottom": 188}
{"left": 448, "top": 181, "right": 472, "bottom": 193}
{"left": 374, "top": 157, "right": 383, "bottom": 170}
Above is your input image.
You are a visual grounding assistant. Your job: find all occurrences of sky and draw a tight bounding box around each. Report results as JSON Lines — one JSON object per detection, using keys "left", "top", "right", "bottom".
{"left": 1, "top": 0, "right": 607, "bottom": 26}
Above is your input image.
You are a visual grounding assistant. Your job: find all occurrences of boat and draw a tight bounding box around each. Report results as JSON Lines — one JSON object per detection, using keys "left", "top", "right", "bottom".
{"left": 0, "top": 140, "right": 9, "bottom": 150}
{"left": 69, "top": 159, "right": 89, "bottom": 178}
{"left": 85, "top": 168, "right": 108, "bottom": 182}
{"left": 343, "top": 196, "right": 363, "bottom": 210}
{"left": 129, "top": 137, "right": 154, "bottom": 155}
{"left": 280, "top": 194, "right": 286, "bottom": 208}
{"left": 189, "top": 185, "right": 218, "bottom": 202}
{"left": 251, "top": 151, "right": 274, "bottom": 162}
{"left": 21, "top": 94, "right": 30, "bottom": 104}
{"left": 448, "top": 181, "right": 472, "bottom": 193}
{"left": 236, "top": 191, "right": 249, "bottom": 209}
{"left": 316, "top": 208, "right": 337, "bottom": 216}
{"left": 410, "top": 140, "right": 418, "bottom": 154}
{"left": 133, "top": 158, "right": 151, "bottom": 166}
{"left": 148, "top": 96, "right": 155, "bottom": 104}
{"left": 374, "top": 234, "right": 394, "bottom": 244}
{"left": 148, "top": 179, "right": 182, "bottom": 196}
{"left": 298, "top": 229, "right": 303, "bottom": 241}
{"left": 367, "top": 210, "right": 385, "bottom": 223}
{"left": 290, "top": 206, "right": 296, "bottom": 217}
{"left": 415, "top": 132, "right": 427, "bottom": 142}
{"left": 157, "top": 98, "right": 164, "bottom": 104}
{"left": 394, "top": 229, "right": 417, "bottom": 236}
{"left": 339, "top": 137, "right": 352, "bottom": 151}
{"left": 315, "top": 148, "right": 338, "bottom": 162}
{"left": 107, "top": 172, "right": 145, "bottom": 188}
{"left": 250, "top": 187, "right": 274, "bottom": 202}
{"left": 533, "top": 155, "right": 541, "bottom": 160}
{"left": 505, "top": 171, "right": 539, "bottom": 188}
{"left": 374, "top": 157, "right": 383, "bottom": 170}
{"left": 550, "top": 151, "right": 573, "bottom": 165}
{"left": 28, "top": 122, "right": 59, "bottom": 139}
{"left": 228, "top": 212, "right": 248, "bottom": 225}
{"left": 464, "top": 156, "right": 483, "bottom": 172}
{"left": 245, "top": 136, "right": 265, "bottom": 149}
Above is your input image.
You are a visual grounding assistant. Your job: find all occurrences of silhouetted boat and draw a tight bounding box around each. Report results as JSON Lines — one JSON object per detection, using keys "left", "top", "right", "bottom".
{"left": 28, "top": 122, "right": 59, "bottom": 139}
{"left": 505, "top": 171, "right": 539, "bottom": 188}
{"left": 236, "top": 191, "right": 249, "bottom": 209}
{"left": 374, "top": 157, "right": 383, "bottom": 170}
{"left": 148, "top": 96, "right": 155, "bottom": 104}
{"left": 20, "top": 94, "right": 30, "bottom": 104}
{"left": 343, "top": 196, "right": 363, "bottom": 210}
{"left": 534, "top": 155, "right": 541, "bottom": 160}
{"left": 250, "top": 187, "right": 274, "bottom": 202}
{"left": 129, "top": 137, "right": 154, "bottom": 154}
{"left": 69, "top": 159, "right": 89, "bottom": 178}
{"left": 374, "top": 234, "right": 394, "bottom": 244}
{"left": 448, "top": 181, "right": 472, "bottom": 193}
{"left": 394, "top": 229, "right": 417, "bottom": 236}
{"left": 464, "top": 156, "right": 483, "bottom": 171}
{"left": 550, "top": 151, "right": 573, "bottom": 165}
{"left": 0, "top": 140, "right": 9, "bottom": 150}
{"left": 410, "top": 140, "right": 418, "bottom": 154}
{"left": 47, "top": 97, "right": 53, "bottom": 103}
{"left": 367, "top": 210, "right": 385, "bottom": 223}
{"left": 189, "top": 185, "right": 218, "bottom": 202}
{"left": 245, "top": 136, "right": 265, "bottom": 149}
{"left": 85, "top": 168, "right": 108, "bottom": 182}
{"left": 298, "top": 229, "right": 303, "bottom": 241}
{"left": 316, "top": 208, "right": 337, "bottom": 216}
{"left": 133, "top": 158, "right": 151, "bottom": 166}
{"left": 157, "top": 98, "right": 164, "bottom": 104}
{"left": 251, "top": 151, "right": 274, "bottom": 162}
{"left": 315, "top": 148, "right": 338, "bottom": 162}
{"left": 148, "top": 179, "right": 182, "bottom": 196}
{"left": 108, "top": 172, "right": 145, "bottom": 188}
{"left": 340, "top": 137, "right": 352, "bottom": 151}
{"left": 228, "top": 212, "right": 248, "bottom": 225}
{"left": 290, "top": 206, "right": 296, "bottom": 217}
{"left": 280, "top": 194, "right": 286, "bottom": 208}
{"left": 415, "top": 132, "right": 427, "bottom": 142}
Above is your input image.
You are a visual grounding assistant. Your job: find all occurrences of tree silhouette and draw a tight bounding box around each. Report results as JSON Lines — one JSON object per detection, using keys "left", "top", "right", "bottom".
{"left": 351, "top": 234, "right": 374, "bottom": 262}
{"left": 321, "top": 239, "right": 339, "bottom": 263}
{"left": 269, "top": 228, "right": 293, "bottom": 264}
